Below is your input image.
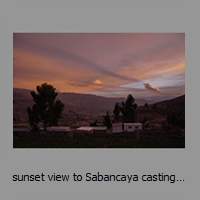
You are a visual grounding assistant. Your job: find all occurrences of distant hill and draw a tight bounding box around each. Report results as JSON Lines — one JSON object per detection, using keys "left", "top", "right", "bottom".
{"left": 150, "top": 95, "right": 185, "bottom": 116}
{"left": 13, "top": 88, "right": 155, "bottom": 124}
{"left": 13, "top": 88, "right": 184, "bottom": 126}
{"left": 135, "top": 106, "right": 166, "bottom": 125}
{"left": 135, "top": 95, "right": 185, "bottom": 126}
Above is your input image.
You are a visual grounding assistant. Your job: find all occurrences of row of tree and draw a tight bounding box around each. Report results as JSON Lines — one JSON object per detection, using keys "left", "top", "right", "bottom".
{"left": 103, "top": 94, "right": 138, "bottom": 129}
{"left": 24, "top": 82, "right": 185, "bottom": 132}
{"left": 26, "top": 83, "right": 138, "bottom": 132}
{"left": 113, "top": 94, "right": 137, "bottom": 123}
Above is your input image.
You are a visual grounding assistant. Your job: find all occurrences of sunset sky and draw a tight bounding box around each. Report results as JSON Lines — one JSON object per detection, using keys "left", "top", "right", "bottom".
{"left": 13, "top": 33, "right": 185, "bottom": 99}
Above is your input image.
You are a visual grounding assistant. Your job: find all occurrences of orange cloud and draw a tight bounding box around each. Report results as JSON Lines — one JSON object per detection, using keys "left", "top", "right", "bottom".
{"left": 93, "top": 79, "right": 102, "bottom": 85}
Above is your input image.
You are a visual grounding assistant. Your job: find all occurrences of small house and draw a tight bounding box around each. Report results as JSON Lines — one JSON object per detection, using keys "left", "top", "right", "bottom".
{"left": 112, "top": 123, "right": 123, "bottom": 133}
{"left": 76, "top": 126, "right": 94, "bottom": 133}
{"left": 124, "top": 123, "right": 142, "bottom": 132}
{"left": 92, "top": 126, "right": 107, "bottom": 133}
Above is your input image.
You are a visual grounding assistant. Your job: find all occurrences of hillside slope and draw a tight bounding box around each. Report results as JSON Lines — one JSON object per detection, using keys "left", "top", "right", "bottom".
{"left": 135, "top": 95, "right": 185, "bottom": 127}
{"left": 13, "top": 88, "right": 185, "bottom": 127}
{"left": 13, "top": 88, "right": 153, "bottom": 123}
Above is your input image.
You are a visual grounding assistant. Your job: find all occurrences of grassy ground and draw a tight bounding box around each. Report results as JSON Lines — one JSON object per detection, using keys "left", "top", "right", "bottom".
{"left": 13, "top": 131, "right": 185, "bottom": 148}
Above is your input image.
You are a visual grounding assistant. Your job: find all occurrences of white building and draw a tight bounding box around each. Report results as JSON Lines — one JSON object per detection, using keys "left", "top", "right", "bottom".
{"left": 76, "top": 126, "right": 107, "bottom": 133}
{"left": 76, "top": 126, "right": 94, "bottom": 133}
{"left": 124, "top": 123, "right": 142, "bottom": 132}
{"left": 92, "top": 126, "right": 107, "bottom": 133}
{"left": 112, "top": 123, "right": 123, "bottom": 133}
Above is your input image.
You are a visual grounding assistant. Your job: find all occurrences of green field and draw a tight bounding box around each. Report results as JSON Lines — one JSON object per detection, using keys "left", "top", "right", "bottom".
{"left": 13, "top": 131, "right": 185, "bottom": 148}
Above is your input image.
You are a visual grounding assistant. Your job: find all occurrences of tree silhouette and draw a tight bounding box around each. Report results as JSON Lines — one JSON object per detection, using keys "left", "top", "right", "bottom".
{"left": 113, "top": 94, "right": 137, "bottom": 123}
{"left": 167, "top": 112, "right": 185, "bottom": 129}
{"left": 90, "top": 120, "right": 98, "bottom": 126}
{"left": 103, "top": 111, "right": 112, "bottom": 129}
{"left": 121, "top": 94, "right": 137, "bottom": 122}
{"left": 27, "top": 83, "right": 64, "bottom": 131}
{"left": 144, "top": 103, "right": 149, "bottom": 108}
{"left": 113, "top": 102, "right": 121, "bottom": 122}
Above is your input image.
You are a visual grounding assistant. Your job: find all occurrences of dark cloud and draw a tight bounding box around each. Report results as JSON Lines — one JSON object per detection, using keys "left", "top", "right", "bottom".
{"left": 56, "top": 50, "right": 136, "bottom": 82}
{"left": 143, "top": 83, "right": 162, "bottom": 93}
{"left": 14, "top": 34, "right": 137, "bottom": 82}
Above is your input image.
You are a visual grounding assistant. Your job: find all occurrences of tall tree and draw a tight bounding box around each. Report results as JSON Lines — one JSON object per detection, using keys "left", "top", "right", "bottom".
{"left": 103, "top": 111, "right": 112, "bottom": 129}
{"left": 113, "top": 94, "right": 137, "bottom": 123}
{"left": 27, "top": 83, "right": 64, "bottom": 131}
{"left": 121, "top": 94, "right": 137, "bottom": 122}
{"left": 113, "top": 102, "right": 121, "bottom": 122}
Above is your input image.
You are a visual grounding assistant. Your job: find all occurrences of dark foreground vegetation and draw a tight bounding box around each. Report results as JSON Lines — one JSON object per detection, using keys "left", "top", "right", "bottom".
{"left": 13, "top": 131, "right": 185, "bottom": 148}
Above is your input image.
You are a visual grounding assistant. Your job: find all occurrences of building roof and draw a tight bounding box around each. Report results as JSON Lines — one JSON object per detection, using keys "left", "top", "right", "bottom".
{"left": 92, "top": 126, "right": 107, "bottom": 130}
{"left": 76, "top": 127, "right": 94, "bottom": 131}
{"left": 124, "top": 123, "right": 142, "bottom": 126}
{"left": 112, "top": 123, "right": 122, "bottom": 126}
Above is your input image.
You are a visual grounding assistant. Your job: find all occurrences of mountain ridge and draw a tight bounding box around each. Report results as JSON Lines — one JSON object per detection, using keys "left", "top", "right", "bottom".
{"left": 13, "top": 88, "right": 185, "bottom": 125}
